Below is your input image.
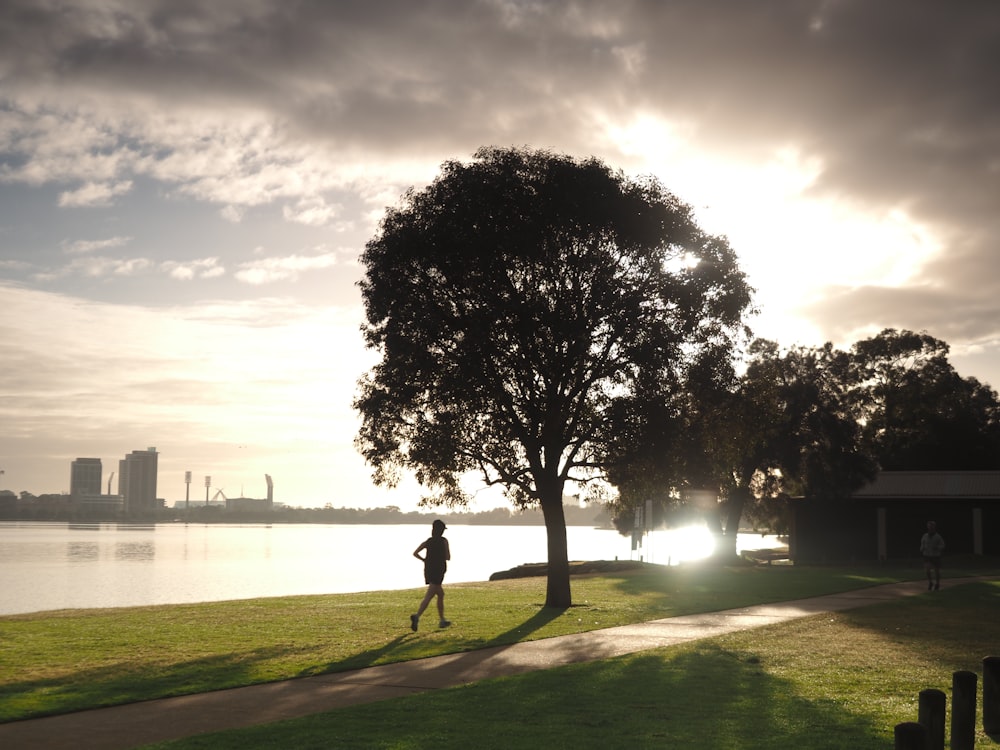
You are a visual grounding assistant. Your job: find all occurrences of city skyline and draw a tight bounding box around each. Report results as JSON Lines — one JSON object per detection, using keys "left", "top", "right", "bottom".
{"left": 2, "top": 2, "right": 999, "bottom": 509}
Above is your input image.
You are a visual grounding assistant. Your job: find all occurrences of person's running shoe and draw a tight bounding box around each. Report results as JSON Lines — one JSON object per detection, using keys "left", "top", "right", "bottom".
{"left": 410, "top": 614, "right": 419, "bottom": 631}
{"left": 438, "top": 619, "right": 451, "bottom": 628}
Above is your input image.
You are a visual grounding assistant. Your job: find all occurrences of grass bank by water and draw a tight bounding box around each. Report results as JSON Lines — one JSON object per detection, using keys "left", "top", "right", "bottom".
{"left": 2, "top": 559, "right": 992, "bottom": 723}
{"left": 0, "top": 565, "right": 984, "bottom": 721}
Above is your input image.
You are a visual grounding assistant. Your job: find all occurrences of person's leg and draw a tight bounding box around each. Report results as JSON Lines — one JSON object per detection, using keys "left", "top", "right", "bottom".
{"left": 436, "top": 587, "right": 446, "bottom": 622}
{"left": 925, "top": 559, "right": 933, "bottom": 589}
{"left": 416, "top": 585, "right": 439, "bottom": 616}
{"left": 411, "top": 585, "right": 436, "bottom": 630}
{"left": 934, "top": 560, "right": 941, "bottom": 590}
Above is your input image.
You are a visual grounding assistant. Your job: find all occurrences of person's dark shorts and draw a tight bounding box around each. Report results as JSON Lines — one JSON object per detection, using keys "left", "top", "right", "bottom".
{"left": 924, "top": 555, "right": 942, "bottom": 568}
{"left": 424, "top": 566, "right": 446, "bottom": 585}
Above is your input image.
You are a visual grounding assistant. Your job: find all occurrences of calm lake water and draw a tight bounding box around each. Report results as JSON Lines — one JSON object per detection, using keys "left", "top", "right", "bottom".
{"left": 0, "top": 522, "right": 780, "bottom": 616}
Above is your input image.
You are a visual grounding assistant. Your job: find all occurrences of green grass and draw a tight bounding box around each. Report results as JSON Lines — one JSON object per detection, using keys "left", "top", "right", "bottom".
{"left": 145, "top": 580, "right": 1000, "bottom": 749}
{"left": 1, "top": 558, "right": 996, "bottom": 734}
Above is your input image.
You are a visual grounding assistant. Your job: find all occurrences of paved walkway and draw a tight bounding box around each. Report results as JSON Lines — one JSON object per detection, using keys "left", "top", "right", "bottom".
{"left": 1, "top": 577, "right": 985, "bottom": 749}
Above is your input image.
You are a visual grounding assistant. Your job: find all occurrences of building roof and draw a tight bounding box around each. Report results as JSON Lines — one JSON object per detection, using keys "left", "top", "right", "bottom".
{"left": 852, "top": 471, "right": 1000, "bottom": 499}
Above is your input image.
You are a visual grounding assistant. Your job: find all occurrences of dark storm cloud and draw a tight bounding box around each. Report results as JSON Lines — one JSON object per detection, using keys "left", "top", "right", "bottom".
{"left": 5, "top": 1, "right": 996, "bottom": 177}
{"left": 1, "top": 0, "right": 998, "bottom": 345}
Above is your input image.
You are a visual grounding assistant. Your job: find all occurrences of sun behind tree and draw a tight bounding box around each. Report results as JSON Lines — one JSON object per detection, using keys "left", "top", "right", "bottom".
{"left": 354, "top": 146, "right": 753, "bottom": 608}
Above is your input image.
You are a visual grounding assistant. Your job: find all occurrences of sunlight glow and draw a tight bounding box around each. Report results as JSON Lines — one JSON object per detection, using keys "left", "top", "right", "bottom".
{"left": 663, "top": 250, "right": 701, "bottom": 274}
{"left": 597, "top": 111, "right": 945, "bottom": 347}
{"left": 653, "top": 524, "right": 716, "bottom": 564}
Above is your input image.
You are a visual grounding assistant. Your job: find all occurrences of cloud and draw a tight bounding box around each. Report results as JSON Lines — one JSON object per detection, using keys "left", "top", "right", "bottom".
{"left": 160, "top": 257, "right": 225, "bottom": 281}
{"left": 805, "top": 282, "right": 1000, "bottom": 348}
{"left": 1, "top": 2, "right": 994, "bottom": 228}
{"left": 282, "top": 196, "right": 342, "bottom": 227}
{"left": 234, "top": 252, "right": 339, "bottom": 285}
{"left": 62, "top": 236, "right": 132, "bottom": 254}
{"left": 58, "top": 179, "right": 133, "bottom": 207}
{"left": 35, "top": 255, "right": 154, "bottom": 281}
{"left": 220, "top": 205, "right": 244, "bottom": 223}
{"left": 3, "top": 0, "right": 993, "bottom": 346}
{"left": 0, "top": 259, "right": 32, "bottom": 272}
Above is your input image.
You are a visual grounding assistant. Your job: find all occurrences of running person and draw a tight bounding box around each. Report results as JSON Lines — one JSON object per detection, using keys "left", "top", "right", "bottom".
{"left": 410, "top": 519, "right": 451, "bottom": 630}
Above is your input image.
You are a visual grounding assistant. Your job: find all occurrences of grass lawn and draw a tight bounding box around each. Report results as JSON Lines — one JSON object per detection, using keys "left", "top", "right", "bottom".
{"left": 144, "top": 579, "right": 1000, "bottom": 749}
{"left": 2, "top": 558, "right": 998, "bottom": 745}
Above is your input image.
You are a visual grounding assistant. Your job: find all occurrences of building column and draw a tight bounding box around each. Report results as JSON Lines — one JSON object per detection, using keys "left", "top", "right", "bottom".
{"left": 877, "top": 507, "right": 887, "bottom": 561}
{"left": 973, "top": 507, "right": 983, "bottom": 555}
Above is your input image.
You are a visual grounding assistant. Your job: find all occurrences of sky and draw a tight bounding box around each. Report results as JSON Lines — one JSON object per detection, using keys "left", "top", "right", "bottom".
{"left": 1, "top": 0, "right": 999, "bottom": 510}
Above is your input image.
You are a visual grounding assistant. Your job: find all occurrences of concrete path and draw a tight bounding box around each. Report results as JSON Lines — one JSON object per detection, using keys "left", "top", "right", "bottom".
{"left": 0, "top": 577, "right": 982, "bottom": 749}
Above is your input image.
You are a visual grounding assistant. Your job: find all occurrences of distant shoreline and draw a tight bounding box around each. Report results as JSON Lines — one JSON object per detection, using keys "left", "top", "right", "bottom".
{"left": 0, "top": 502, "right": 615, "bottom": 528}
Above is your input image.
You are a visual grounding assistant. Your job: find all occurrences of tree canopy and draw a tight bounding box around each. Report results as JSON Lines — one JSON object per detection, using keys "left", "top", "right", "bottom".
{"left": 608, "top": 338, "right": 876, "bottom": 553}
{"left": 354, "top": 146, "right": 752, "bottom": 607}
{"left": 607, "top": 328, "right": 1000, "bottom": 551}
{"left": 847, "top": 329, "right": 1000, "bottom": 470}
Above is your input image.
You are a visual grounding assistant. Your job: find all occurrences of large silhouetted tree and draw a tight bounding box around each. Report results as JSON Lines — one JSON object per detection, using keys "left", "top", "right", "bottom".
{"left": 354, "top": 146, "right": 752, "bottom": 607}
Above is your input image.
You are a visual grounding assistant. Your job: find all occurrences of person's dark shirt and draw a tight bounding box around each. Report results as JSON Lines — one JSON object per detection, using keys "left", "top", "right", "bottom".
{"left": 423, "top": 536, "right": 448, "bottom": 574}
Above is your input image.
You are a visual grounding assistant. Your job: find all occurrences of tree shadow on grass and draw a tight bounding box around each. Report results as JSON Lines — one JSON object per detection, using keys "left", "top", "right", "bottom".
{"left": 3, "top": 602, "right": 574, "bottom": 723}
{"left": 179, "top": 643, "right": 893, "bottom": 750}
{"left": 482, "top": 605, "right": 566, "bottom": 647}
{"left": 462, "top": 646, "right": 889, "bottom": 749}
{"left": 310, "top": 605, "right": 567, "bottom": 676}
{"left": 300, "top": 634, "right": 410, "bottom": 676}
{"left": 0, "top": 644, "right": 306, "bottom": 723}
{"left": 600, "top": 562, "right": 931, "bottom": 619}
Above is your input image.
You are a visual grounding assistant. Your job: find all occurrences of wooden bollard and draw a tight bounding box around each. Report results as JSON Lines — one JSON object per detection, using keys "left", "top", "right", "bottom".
{"left": 984, "top": 656, "right": 1000, "bottom": 734}
{"left": 951, "top": 670, "right": 978, "bottom": 750}
{"left": 894, "top": 721, "right": 929, "bottom": 750}
{"left": 918, "top": 688, "right": 945, "bottom": 750}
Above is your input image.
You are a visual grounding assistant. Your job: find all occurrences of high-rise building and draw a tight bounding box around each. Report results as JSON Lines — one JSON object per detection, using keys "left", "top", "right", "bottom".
{"left": 70, "top": 458, "right": 102, "bottom": 497}
{"left": 119, "top": 447, "right": 159, "bottom": 515}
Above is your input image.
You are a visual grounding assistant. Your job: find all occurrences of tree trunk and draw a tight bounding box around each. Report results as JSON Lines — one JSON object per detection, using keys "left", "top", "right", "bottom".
{"left": 539, "top": 492, "right": 571, "bottom": 608}
{"left": 716, "top": 487, "right": 748, "bottom": 559}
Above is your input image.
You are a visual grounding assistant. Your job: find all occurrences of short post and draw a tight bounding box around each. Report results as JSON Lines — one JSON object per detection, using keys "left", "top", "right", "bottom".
{"left": 951, "top": 670, "right": 977, "bottom": 750}
{"left": 918, "top": 688, "right": 945, "bottom": 750}
{"left": 894, "top": 721, "right": 929, "bottom": 750}
{"left": 985, "top": 656, "right": 1000, "bottom": 734}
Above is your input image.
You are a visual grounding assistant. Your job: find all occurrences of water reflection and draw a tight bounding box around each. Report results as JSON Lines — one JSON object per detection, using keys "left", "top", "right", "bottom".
{"left": 114, "top": 541, "right": 155, "bottom": 561}
{"left": 61, "top": 524, "right": 159, "bottom": 562}
{"left": 67, "top": 542, "right": 99, "bottom": 561}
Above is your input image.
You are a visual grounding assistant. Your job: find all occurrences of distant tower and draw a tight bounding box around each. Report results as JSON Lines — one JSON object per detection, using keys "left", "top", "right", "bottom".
{"left": 119, "top": 447, "right": 158, "bottom": 515}
{"left": 70, "top": 458, "right": 102, "bottom": 498}
{"left": 265, "top": 474, "right": 273, "bottom": 510}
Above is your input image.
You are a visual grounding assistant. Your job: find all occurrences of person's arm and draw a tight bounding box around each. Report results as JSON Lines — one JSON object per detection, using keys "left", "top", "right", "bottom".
{"left": 413, "top": 541, "right": 427, "bottom": 561}
{"left": 444, "top": 538, "right": 451, "bottom": 561}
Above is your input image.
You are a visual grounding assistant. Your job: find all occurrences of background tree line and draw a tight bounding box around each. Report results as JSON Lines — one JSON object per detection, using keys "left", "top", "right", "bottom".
{"left": 606, "top": 328, "right": 1000, "bottom": 555}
